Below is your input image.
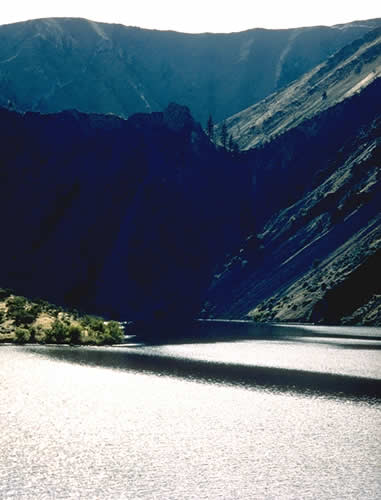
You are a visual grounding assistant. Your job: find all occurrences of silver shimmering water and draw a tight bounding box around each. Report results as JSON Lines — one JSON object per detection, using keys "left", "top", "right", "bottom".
{"left": 1, "top": 329, "right": 380, "bottom": 499}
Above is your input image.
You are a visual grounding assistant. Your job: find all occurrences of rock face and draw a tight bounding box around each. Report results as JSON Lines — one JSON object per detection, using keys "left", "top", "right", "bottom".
{"left": 220, "top": 27, "right": 381, "bottom": 150}
{"left": 203, "top": 68, "right": 381, "bottom": 324}
{"left": 1, "top": 19, "right": 381, "bottom": 327}
{"left": 0, "top": 17, "right": 380, "bottom": 124}
{"left": 0, "top": 104, "right": 250, "bottom": 321}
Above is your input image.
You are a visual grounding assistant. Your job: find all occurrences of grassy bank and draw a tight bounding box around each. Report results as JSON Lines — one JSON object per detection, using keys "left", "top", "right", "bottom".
{"left": 0, "top": 288, "right": 124, "bottom": 345}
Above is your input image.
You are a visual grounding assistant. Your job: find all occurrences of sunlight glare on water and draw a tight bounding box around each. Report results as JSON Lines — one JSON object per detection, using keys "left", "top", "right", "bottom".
{"left": 0, "top": 344, "right": 380, "bottom": 499}
{"left": 147, "top": 337, "right": 381, "bottom": 379}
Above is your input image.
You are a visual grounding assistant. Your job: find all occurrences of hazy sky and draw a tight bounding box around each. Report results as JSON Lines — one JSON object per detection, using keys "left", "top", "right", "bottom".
{"left": 1, "top": 0, "right": 380, "bottom": 32}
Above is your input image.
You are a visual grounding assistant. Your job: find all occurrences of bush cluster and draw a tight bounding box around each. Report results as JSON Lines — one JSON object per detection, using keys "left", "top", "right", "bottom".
{"left": 40, "top": 317, "right": 124, "bottom": 345}
{"left": 14, "top": 327, "right": 31, "bottom": 344}
{"left": 79, "top": 316, "right": 124, "bottom": 345}
{"left": 1, "top": 291, "right": 124, "bottom": 346}
{"left": 6, "top": 296, "right": 41, "bottom": 326}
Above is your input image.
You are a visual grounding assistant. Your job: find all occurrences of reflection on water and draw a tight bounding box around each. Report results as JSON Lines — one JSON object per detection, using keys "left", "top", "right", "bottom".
{"left": 26, "top": 341, "right": 381, "bottom": 401}
{"left": 276, "top": 323, "right": 381, "bottom": 339}
{"left": 1, "top": 335, "right": 381, "bottom": 499}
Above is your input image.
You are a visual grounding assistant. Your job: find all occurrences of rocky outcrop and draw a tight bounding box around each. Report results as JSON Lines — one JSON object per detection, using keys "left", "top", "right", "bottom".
{"left": 203, "top": 81, "right": 381, "bottom": 325}
{"left": 201, "top": 30, "right": 381, "bottom": 326}
{"left": 310, "top": 249, "right": 381, "bottom": 324}
{"left": 0, "top": 104, "right": 250, "bottom": 322}
{"left": 0, "top": 17, "right": 379, "bottom": 124}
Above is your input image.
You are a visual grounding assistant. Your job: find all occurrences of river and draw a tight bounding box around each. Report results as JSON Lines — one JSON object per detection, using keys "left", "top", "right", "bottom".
{"left": 1, "top": 324, "right": 380, "bottom": 499}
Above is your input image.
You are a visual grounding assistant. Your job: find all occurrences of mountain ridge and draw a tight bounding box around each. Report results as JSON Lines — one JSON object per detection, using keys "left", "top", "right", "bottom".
{"left": 1, "top": 18, "right": 380, "bottom": 327}
{"left": 220, "top": 26, "right": 381, "bottom": 149}
{"left": 1, "top": 17, "right": 380, "bottom": 124}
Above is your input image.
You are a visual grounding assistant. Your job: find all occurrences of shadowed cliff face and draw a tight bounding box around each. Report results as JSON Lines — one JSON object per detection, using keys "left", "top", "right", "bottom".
{"left": 202, "top": 29, "right": 381, "bottom": 325}
{"left": 0, "top": 104, "right": 250, "bottom": 321}
{"left": 203, "top": 80, "right": 381, "bottom": 324}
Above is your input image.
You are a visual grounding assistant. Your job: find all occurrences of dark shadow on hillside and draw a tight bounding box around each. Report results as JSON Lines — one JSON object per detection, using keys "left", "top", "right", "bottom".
{"left": 25, "top": 344, "right": 381, "bottom": 402}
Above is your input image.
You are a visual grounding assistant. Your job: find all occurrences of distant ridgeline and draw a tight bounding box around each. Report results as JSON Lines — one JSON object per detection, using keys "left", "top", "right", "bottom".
{"left": 0, "top": 104, "right": 251, "bottom": 321}
{"left": 0, "top": 17, "right": 380, "bottom": 124}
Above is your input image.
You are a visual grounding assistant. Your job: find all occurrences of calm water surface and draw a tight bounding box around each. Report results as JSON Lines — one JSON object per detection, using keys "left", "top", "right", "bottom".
{"left": 1, "top": 330, "right": 380, "bottom": 499}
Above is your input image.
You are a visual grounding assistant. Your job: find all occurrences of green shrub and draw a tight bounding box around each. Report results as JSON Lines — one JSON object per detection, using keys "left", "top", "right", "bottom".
{"left": 34, "top": 298, "right": 61, "bottom": 315}
{"left": 32, "top": 325, "right": 46, "bottom": 343}
{"left": 29, "top": 303, "right": 42, "bottom": 318}
{"left": 7, "top": 296, "right": 26, "bottom": 313}
{"left": 81, "top": 315, "right": 106, "bottom": 334}
{"left": 14, "top": 328, "right": 31, "bottom": 344}
{"left": 28, "top": 326, "right": 37, "bottom": 343}
{"left": 96, "top": 321, "right": 124, "bottom": 345}
{"left": 6, "top": 296, "right": 38, "bottom": 326}
{"left": 105, "top": 321, "right": 124, "bottom": 344}
{"left": 83, "top": 321, "right": 123, "bottom": 345}
{"left": 82, "top": 328, "right": 98, "bottom": 345}
{"left": 47, "top": 320, "right": 69, "bottom": 344}
{"left": 68, "top": 325, "right": 82, "bottom": 345}
{"left": 42, "top": 329, "right": 54, "bottom": 344}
